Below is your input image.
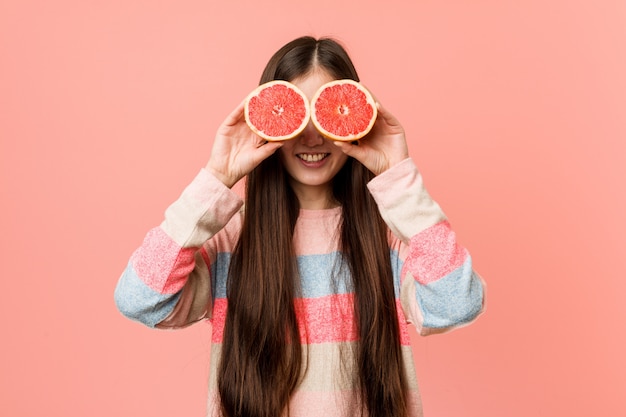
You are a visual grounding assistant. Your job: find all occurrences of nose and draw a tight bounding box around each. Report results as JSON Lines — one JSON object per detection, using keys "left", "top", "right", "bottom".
{"left": 299, "top": 122, "right": 324, "bottom": 147}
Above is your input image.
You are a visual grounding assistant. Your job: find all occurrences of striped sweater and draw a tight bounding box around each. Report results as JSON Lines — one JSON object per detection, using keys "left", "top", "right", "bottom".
{"left": 114, "top": 158, "right": 485, "bottom": 417}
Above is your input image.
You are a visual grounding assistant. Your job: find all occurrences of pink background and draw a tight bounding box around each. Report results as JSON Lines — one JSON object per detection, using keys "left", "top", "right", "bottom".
{"left": 1, "top": 1, "right": 625, "bottom": 416}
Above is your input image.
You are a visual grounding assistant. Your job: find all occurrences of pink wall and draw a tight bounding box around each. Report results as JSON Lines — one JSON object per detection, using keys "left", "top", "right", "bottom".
{"left": 1, "top": 1, "right": 624, "bottom": 416}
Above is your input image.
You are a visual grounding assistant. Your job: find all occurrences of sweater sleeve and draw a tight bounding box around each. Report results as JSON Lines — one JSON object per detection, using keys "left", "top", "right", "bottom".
{"left": 367, "top": 158, "right": 485, "bottom": 335}
{"left": 114, "top": 168, "right": 243, "bottom": 329}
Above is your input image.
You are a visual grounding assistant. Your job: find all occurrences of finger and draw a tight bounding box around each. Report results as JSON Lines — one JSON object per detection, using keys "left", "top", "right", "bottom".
{"left": 223, "top": 99, "right": 246, "bottom": 127}
{"left": 333, "top": 140, "right": 368, "bottom": 162}
{"left": 375, "top": 102, "right": 400, "bottom": 126}
{"left": 255, "top": 141, "right": 283, "bottom": 159}
{"left": 333, "top": 140, "right": 352, "bottom": 153}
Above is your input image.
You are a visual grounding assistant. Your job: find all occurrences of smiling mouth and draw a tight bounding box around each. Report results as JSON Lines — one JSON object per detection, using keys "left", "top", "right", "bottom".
{"left": 297, "top": 153, "right": 329, "bottom": 163}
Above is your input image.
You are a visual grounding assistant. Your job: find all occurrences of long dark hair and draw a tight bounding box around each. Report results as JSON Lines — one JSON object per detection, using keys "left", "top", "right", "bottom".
{"left": 218, "top": 36, "right": 408, "bottom": 417}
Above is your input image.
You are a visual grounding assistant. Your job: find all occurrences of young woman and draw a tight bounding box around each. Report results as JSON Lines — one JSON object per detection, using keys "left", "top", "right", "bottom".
{"left": 115, "top": 36, "right": 485, "bottom": 417}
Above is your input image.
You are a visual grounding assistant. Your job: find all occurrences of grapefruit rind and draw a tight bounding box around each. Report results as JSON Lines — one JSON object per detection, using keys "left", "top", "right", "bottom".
{"left": 244, "top": 80, "right": 310, "bottom": 142}
{"left": 310, "top": 79, "right": 377, "bottom": 142}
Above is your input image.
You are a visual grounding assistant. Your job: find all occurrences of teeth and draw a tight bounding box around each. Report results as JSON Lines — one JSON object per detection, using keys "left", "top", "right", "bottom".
{"left": 298, "top": 154, "right": 327, "bottom": 162}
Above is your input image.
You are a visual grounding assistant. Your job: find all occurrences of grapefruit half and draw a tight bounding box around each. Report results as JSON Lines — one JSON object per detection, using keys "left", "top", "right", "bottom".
{"left": 244, "top": 80, "right": 310, "bottom": 141}
{"left": 310, "top": 79, "right": 377, "bottom": 141}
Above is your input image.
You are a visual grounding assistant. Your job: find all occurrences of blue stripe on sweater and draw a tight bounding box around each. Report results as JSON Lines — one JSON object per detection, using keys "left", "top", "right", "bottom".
{"left": 212, "top": 250, "right": 403, "bottom": 300}
{"left": 114, "top": 262, "right": 182, "bottom": 328}
{"left": 415, "top": 256, "right": 484, "bottom": 329}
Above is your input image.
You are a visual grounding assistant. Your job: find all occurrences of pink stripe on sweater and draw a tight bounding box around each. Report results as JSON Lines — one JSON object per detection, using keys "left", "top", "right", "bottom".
{"left": 211, "top": 298, "right": 227, "bottom": 342}
{"left": 295, "top": 294, "right": 358, "bottom": 344}
{"left": 211, "top": 296, "right": 410, "bottom": 346}
{"left": 396, "top": 300, "right": 411, "bottom": 345}
{"left": 405, "top": 220, "right": 468, "bottom": 285}
{"left": 131, "top": 227, "right": 197, "bottom": 294}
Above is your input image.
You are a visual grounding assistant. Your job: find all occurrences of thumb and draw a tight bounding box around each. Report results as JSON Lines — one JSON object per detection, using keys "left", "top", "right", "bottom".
{"left": 223, "top": 99, "right": 246, "bottom": 127}
{"left": 333, "top": 140, "right": 368, "bottom": 162}
{"left": 254, "top": 140, "right": 283, "bottom": 161}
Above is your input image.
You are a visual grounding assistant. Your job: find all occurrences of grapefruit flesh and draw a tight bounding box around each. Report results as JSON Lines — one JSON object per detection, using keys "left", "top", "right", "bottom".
{"left": 244, "top": 80, "right": 310, "bottom": 141}
{"left": 311, "top": 79, "right": 377, "bottom": 141}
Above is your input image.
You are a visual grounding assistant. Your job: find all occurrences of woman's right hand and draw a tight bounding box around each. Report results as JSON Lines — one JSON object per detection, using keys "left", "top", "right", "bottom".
{"left": 205, "top": 100, "right": 283, "bottom": 188}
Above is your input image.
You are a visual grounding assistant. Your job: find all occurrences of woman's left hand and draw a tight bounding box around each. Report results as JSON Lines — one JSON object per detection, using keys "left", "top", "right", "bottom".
{"left": 333, "top": 102, "right": 409, "bottom": 176}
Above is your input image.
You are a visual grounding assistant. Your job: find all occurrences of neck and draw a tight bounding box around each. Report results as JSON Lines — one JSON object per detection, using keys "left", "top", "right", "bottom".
{"left": 290, "top": 182, "right": 337, "bottom": 210}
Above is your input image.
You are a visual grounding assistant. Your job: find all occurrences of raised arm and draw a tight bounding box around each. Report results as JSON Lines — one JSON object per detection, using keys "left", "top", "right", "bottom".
{"left": 368, "top": 158, "right": 485, "bottom": 335}
{"left": 115, "top": 100, "right": 283, "bottom": 328}
{"left": 345, "top": 101, "right": 484, "bottom": 335}
{"left": 114, "top": 169, "right": 243, "bottom": 328}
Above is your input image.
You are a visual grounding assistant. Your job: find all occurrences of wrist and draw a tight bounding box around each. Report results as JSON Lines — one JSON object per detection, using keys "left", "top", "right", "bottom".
{"left": 205, "top": 164, "right": 237, "bottom": 188}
